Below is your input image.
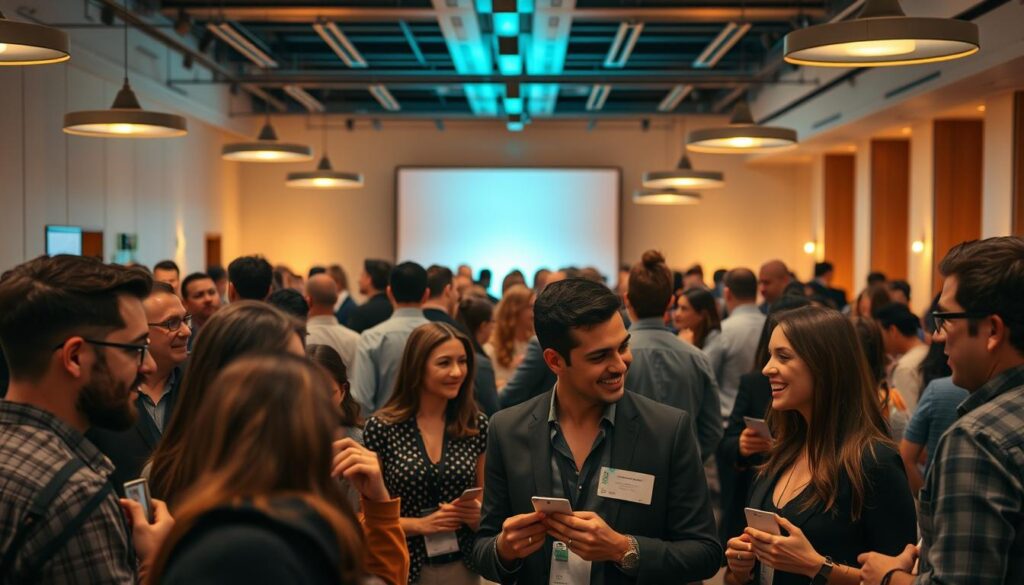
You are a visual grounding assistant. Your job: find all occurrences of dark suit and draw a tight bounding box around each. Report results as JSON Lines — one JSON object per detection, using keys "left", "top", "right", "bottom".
{"left": 807, "top": 281, "right": 848, "bottom": 311}
{"left": 86, "top": 372, "right": 181, "bottom": 496}
{"left": 472, "top": 389, "right": 723, "bottom": 584}
{"left": 334, "top": 294, "right": 358, "bottom": 327}
{"left": 498, "top": 337, "right": 556, "bottom": 410}
{"left": 347, "top": 293, "right": 393, "bottom": 333}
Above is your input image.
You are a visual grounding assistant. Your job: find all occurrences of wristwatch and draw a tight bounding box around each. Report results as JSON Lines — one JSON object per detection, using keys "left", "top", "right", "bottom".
{"left": 618, "top": 535, "right": 639, "bottom": 571}
{"left": 811, "top": 556, "right": 834, "bottom": 585}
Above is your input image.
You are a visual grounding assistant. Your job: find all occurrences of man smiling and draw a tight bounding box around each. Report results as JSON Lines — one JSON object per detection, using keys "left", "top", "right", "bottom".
{"left": 472, "top": 278, "right": 722, "bottom": 584}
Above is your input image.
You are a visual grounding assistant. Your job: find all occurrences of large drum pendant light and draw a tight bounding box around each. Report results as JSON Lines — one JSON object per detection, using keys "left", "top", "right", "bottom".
{"left": 687, "top": 100, "right": 797, "bottom": 154}
{"left": 632, "top": 189, "right": 702, "bottom": 205}
{"left": 784, "top": 0, "right": 979, "bottom": 68}
{"left": 0, "top": 10, "right": 70, "bottom": 66}
{"left": 642, "top": 155, "right": 724, "bottom": 190}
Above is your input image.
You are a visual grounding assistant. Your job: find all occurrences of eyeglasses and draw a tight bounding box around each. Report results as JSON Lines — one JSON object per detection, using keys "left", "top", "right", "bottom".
{"left": 53, "top": 338, "right": 151, "bottom": 367}
{"left": 931, "top": 311, "right": 991, "bottom": 333}
{"left": 148, "top": 314, "right": 192, "bottom": 332}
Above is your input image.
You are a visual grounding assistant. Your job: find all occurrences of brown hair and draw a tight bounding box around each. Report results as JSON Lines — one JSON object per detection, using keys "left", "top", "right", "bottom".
{"left": 627, "top": 250, "right": 673, "bottom": 319}
{"left": 148, "top": 354, "right": 364, "bottom": 584}
{"left": 939, "top": 237, "right": 1024, "bottom": 352}
{"left": 852, "top": 285, "right": 891, "bottom": 319}
{"left": 488, "top": 284, "right": 534, "bottom": 369}
{"left": 680, "top": 288, "right": 722, "bottom": 349}
{"left": 149, "top": 301, "right": 304, "bottom": 507}
{"left": 375, "top": 322, "right": 481, "bottom": 439}
{"left": 306, "top": 344, "right": 363, "bottom": 428}
{"left": 328, "top": 264, "right": 349, "bottom": 292}
{"left": 761, "top": 306, "right": 892, "bottom": 520}
{"left": 0, "top": 255, "right": 152, "bottom": 381}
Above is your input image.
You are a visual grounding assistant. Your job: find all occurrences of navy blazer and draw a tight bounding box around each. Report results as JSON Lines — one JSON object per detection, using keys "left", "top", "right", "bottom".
{"left": 472, "top": 389, "right": 723, "bottom": 584}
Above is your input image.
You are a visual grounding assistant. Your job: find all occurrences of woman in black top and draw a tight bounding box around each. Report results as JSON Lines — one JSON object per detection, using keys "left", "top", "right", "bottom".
{"left": 724, "top": 306, "right": 916, "bottom": 585}
{"left": 364, "top": 322, "right": 488, "bottom": 584}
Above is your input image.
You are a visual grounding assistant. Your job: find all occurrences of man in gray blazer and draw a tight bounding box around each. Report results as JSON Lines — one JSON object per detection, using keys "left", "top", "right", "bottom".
{"left": 471, "top": 279, "right": 722, "bottom": 584}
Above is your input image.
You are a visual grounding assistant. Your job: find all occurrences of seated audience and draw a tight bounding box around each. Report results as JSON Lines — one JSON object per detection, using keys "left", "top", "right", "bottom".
{"left": 484, "top": 284, "right": 535, "bottom": 391}
{"left": 227, "top": 255, "right": 274, "bottom": 302}
{"left": 306, "top": 274, "right": 360, "bottom": 369}
{"left": 724, "top": 306, "right": 916, "bottom": 585}
{"left": 0, "top": 255, "right": 172, "bottom": 582}
{"left": 623, "top": 250, "right": 722, "bottom": 461}
{"left": 455, "top": 295, "right": 500, "bottom": 416}
{"left": 348, "top": 259, "right": 394, "bottom": 333}
{"left": 364, "top": 322, "right": 487, "bottom": 584}
{"left": 875, "top": 303, "right": 928, "bottom": 411}
{"left": 673, "top": 287, "right": 722, "bottom": 349}
{"left": 472, "top": 278, "right": 723, "bottom": 584}
{"left": 148, "top": 354, "right": 407, "bottom": 585}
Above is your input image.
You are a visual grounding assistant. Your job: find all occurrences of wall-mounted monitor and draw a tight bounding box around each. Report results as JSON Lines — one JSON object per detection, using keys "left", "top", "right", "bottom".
{"left": 45, "top": 225, "right": 83, "bottom": 256}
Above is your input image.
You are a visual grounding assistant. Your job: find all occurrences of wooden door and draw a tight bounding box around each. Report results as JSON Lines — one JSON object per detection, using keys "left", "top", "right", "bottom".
{"left": 82, "top": 231, "right": 103, "bottom": 260}
{"left": 205, "top": 234, "right": 222, "bottom": 269}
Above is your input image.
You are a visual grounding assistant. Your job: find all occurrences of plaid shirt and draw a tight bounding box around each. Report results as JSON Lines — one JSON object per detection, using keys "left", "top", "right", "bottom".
{"left": 0, "top": 401, "right": 136, "bottom": 584}
{"left": 916, "top": 364, "right": 1024, "bottom": 585}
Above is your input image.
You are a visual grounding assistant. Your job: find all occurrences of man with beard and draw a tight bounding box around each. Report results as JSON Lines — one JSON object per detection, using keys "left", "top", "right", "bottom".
{"left": 88, "top": 281, "right": 191, "bottom": 492}
{"left": 471, "top": 278, "right": 722, "bottom": 584}
{"left": 0, "top": 255, "right": 174, "bottom": 583}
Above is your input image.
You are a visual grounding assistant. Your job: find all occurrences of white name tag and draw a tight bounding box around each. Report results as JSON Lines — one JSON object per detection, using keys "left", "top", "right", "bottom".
{"left": 596, "top": 467, "right": 654, "bottom": 505}
{"left": 549, "top": 541, "right": 591, "bottom": 585}
{"left": 423, "top": 531, "right": 460, "bottom": 557}
{"left": 759, "top": 564, "right": 775, "bottom": 585}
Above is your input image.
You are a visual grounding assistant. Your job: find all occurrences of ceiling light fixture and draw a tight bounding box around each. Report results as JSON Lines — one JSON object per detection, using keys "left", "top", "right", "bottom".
{"left": 287, "top": 116, "right": 362, "bottom": 189}
{"left": 693, "top": 22, "right": 752, "bottom": 69}
{"left": 497, "top": 36, "right": 522, "bottom": 75}
{"left": 63, "top": 17, "right": 186, "bottom": 138}
{"left": 604, "top": 22, "right": 643, "bottom": 68}
{"left": 507, "top": 113, "right": 525, "bottom": 132}
{"left": 313, "top": 19, "right": 367, "bottom": 68}
{"left": 207, "top": 21, "right": 277, "bottom": 68}
{"left": 632, "top": 189, "right": 702, "bottom": 205}
{"left": 657, "top": 84, "right": 693, "bottom": 113}
{"left": 222, "top": 105, "right": 312, "bottom": 162}
{"left": 492, "top": 0, "right": 520, "bottom": 37}
{"left": 686, "top": 100, "right": 797, "bottom": 154}
{"left": 0, "top": 9, "right": 70, "bottom": 66}
{"left": 642, "top": 155, "right": 724, "bottom": 189}
{"left": 784, "top": 0, "right": 979, "bottom": 67}
{"left": 586, "top": 84, "right": 611, "bottom": 111}
{"left": 369, "top": 84, "right": 400, "bottom": 111}
{"left": 283, "top": 85, "right": 325, "bottom": 112}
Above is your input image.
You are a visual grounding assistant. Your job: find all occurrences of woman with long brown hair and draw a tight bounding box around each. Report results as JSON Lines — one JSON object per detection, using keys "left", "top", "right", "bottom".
{"left": 724, "top": 306, "right": 916, "bottom": 585}
{"left": 851, "top": 317, "right": 909, "bottom": 442}
{"left": 673, "top": 287, "right": 723, "bottom": 348}
{"left": 149, "top": 354, "right": 404, "bottom": 584}
{"left": 484, "top": 284, "right": 534, "bottom": 390}
{"left": 364, "top": 322, "right": 487, "bottom": 585}
{"left": 308, "top": 343, "right": 365, "bottom": 433}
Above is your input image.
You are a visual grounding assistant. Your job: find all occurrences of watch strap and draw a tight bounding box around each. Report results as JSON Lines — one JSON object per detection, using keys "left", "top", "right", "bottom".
{"left": 811, "top": 556, "right": 834, "bottom": 585}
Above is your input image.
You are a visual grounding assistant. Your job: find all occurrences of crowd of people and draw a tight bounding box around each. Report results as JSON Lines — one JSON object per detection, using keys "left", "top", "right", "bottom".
{"left": 0, "top": 235, "right": 1021, "bottom": 585}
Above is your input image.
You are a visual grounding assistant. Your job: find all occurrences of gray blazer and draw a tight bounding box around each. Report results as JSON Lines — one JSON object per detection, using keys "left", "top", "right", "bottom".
{"left": 471, "top": 389, "right": 723, "bottom": 584}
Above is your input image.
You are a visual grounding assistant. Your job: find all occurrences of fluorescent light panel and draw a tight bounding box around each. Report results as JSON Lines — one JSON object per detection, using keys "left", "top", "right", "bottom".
{"left": 207, "top": 22, "right": 277, "bottom": 68}
{"left": 283, "top": 85, "right": 325, "bottom": 112}
{"left": 369, "top": 84, "right": 400, "bottom": 111}
{"left": 585, "top": 84, "right": 611, "bottom": 111}
{"left": 313, "top": 21, "right": 367, "bottom": 68}
{"left": 692, "top": 22, "right": 751, "bottom": 69}
{"left": 603, "top": 22, "right": 643, "bottom": 68}
{"left": 657, "top": 84, "right": 692, "bottom": 112}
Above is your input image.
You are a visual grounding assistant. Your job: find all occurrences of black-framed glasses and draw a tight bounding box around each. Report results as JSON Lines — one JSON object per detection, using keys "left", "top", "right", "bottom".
{"left": 52, "top": 339, "right": 151, "bottom": 367}
{"left": 931, "top": 311, "right": 991, "bottom": 333}
{"left": 148, "top": 314, "right": 192, "bottom": 332}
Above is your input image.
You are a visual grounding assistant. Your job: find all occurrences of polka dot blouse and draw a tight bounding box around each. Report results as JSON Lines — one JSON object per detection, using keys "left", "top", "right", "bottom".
{"left": 364, "top": 413, "right": 489, "bottom": 583}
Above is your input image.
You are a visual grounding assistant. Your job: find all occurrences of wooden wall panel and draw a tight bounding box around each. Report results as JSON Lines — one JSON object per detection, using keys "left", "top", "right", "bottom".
{"left": 934, "top": 120, "right": 983, "bottom": 291}
{"left": 824, "top": 154, "right": 855, "bottom": 295}
{"left": 1014, "top": 91, "right": 1024, "bottom": 237}
{"left": 870, "top": 139, "right": 910, "bottom": 280}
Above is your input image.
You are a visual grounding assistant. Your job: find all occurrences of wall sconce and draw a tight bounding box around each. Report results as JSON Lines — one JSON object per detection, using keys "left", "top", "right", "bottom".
{"left": 803, "top": 241, "right": 817, "bottom": 255}
{"left": 911, "top": 239, "right": 925, "bottom": 254}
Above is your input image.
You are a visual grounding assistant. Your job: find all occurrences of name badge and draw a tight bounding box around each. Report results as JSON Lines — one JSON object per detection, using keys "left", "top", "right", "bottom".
{"left": 549, "top": 541, "right": 591, "bottom": 585}
{"left": 596, "top": 467, "right": 654, "bottom": 505}
{"left": 759, "top": 565, "right": 775, "bottom": 585}
{"left": 423, "top": 531, "right": 460, "bottom": 557}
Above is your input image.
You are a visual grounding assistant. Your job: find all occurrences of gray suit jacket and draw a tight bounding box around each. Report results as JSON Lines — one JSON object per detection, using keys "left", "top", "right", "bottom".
{"left": 471, "top": 389, "right": 723, "bottom": 584}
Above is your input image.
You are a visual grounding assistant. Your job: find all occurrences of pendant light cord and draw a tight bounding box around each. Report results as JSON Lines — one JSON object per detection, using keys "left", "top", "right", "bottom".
{"left": 123, "top": 13, "right": 129, "bottom": 83}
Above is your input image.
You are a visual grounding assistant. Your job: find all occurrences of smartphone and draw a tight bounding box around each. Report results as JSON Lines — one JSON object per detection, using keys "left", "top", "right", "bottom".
{"left": 458, "top": 487, "right": 483, "bottom": 501}
{"left": 531, "top": 496, "right": 572, "bottom": 515}
{"left": 743, "top": 416, "right": 774, "bottom": 440}
{"left": 123, "top": 478, "right": 153, "bottom": 523}
{"left": 744, "top": 507, "right": 782, "bottom": 535}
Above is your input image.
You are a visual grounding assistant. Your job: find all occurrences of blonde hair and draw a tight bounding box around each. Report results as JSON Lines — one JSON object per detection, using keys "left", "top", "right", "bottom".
{"left": 488, "top": 284, "right": 533, "bottom": 368}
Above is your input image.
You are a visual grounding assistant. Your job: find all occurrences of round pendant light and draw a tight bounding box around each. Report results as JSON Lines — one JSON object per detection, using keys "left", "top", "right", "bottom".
{"left": 632, "top": 189, "right": 702, "bottom": 206}
{"left": 286, "top": 117, "right": 362, "bottom": 188}
{"left": 687, "top": 100, "right": 797, "bottom": 154}
{"left": 642, "top": 155, "right": 724, "bottom": 190}
{"left": 0, "top": 10, "right": 70, "bottom": 66}
{"left": 222, "top": 120, "right": 313, "bottom": 162}
{"left": 63, "top": 18, "right": 186, "bottom": 138}
{"left": 784, "top": 0, "right": 979, "bottom": 68}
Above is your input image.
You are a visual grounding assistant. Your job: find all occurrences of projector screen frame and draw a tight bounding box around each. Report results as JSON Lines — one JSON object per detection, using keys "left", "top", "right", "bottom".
{"left": 394, "top": 165, "right": 623, "bottom": 286}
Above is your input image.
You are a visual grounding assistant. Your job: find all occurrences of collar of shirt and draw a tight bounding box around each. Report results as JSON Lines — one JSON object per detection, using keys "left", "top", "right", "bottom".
{"left": 956, "top": 363, "right": 1024, "bottom": 418}
{"left": 629, "top": 316, "right": 670, "bottom": 332}
{"left": 729, "top": 303, "right": 761, "bottom": 318}
{"left": 307, "top": 314, "right": 340, "bottom": 327}
{"left": 547, "top": 385, "right": 617, "bottom": 428}
{"left": 139, "top": 366, "right": 180, "bottom": 402}
{"left": 0, "top": 401, "right": 113, "bottom": 474}
{"left": 392, "top": 307, "right": 426, "bottom": 320}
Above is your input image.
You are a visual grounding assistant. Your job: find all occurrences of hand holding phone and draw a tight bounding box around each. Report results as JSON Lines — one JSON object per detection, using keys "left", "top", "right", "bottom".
{"left": 123, "top": 478, "right": 153, "bottom": 524}
{"left": 744, "top": 507, "right": 782, "bottom": 535}
{"left": 457, "top": 487, "right": 483, "bottom": 502}
{"left": 531, "top": 496, "right": 572, "bottom": 516}
{"left": 743, "top": 417, "right": 774, "bottom": 440}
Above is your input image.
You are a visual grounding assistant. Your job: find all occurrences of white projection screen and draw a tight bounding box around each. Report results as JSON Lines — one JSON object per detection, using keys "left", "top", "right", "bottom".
{"left": 397, "top": 168, "right": 620, "bottom": 293}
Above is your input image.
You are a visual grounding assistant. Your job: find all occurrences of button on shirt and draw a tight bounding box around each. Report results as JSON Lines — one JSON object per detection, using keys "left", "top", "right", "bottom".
{"left": 704, "top": 304, "right": 766, "bottom": 418}
{"left": 350, "top": 308, "right": 430, "bottom": 414}
{"left": 916, "top": 364, "right": 1024, "bottom": 585}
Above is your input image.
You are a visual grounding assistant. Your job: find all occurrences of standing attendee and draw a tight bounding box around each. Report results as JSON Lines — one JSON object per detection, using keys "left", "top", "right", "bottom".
{"left": 623, "top": 250, "right": 722, "bottom": 461}
{"left": 867, "top": 271, "right": 887, "bottom": 288}
{"left": 533, "top": 268, "right": 552, "bottom": 293}
{"left": 456, "top": 295, "right": 500, "bottom": 416}
{"left": 180, "top": 272, "right": 221, "bottom": 337}
{"left": 0, "top": 256, "right": 174, "bottom": 582}
{"left": 267, "top": 288, "right": 310, "bottom": 321}
{"left": 683, "top": 264, "right": 708, "bottom": 291}
{"left": 348, "top": 259, "right": 394, "bottom": 334}
{"left": 148, "top": 354, "right": 408, "bottom": 585}
{"left": 851, "top": 317, "right": 910, "bottom": 441}
{"left": 497, "top": 272, "right": 567, "bottom": 409}
{"left": 757, "top": 260, "right": 792, "bottom": 314}
{"left": 705, "top": 268, "right": 767, "bottom": 418}
{"left": 673, "top": 287, "right": 722, "bottom": 349}
{"left": 724, "top": 307, "right": 916, "bottom": 585}
{"left": 205, "top": 265, "right": 229, "bottom": 305}
{"left": 807, "top": 261, "right": 849, "bottom": 312}
{"left": 476, "top": 269, "right": 499, "bottom": 304}
{"left": 501, "top": 270, "right": 527, "bottom": 296}
{"left": 852, "top": 285, "right": 892, "bottom": 319}
{"left": 457, "top": 264, "right": 473, "bottom": 279}
{"left": 88, "top": 281, "right": 191, "bottom": 492}
{"left": 364, "top": 322, "right": 488, "bottom": 585}
{"left": 306, "top": 274, "right": 360, "bottom": 369}
{"left": 422, "top": 265, "right": 462, "bottom": 330}
{"left": 227, "top": 255, "right": 274, "bottom": 302}
{"left": 875, "top": 303, "right": 928, "bottom": 412}
{"left": 328, "top": 264, "right": 359, "bottom": 327}
{"left": 350, "top": 262, "right": 430, "bottom": 414}
{"left": 484, "top": 284, "right": 535, "bottom": 391}
{"left": 471, "top": 279, "right": 723, "bottom": 584}
{"left": 887, "top": 280, "right": 911, "bottom": 306}
{"left": 154, "top": 259, "right": 181, "bottom": 296}
{"left": 859, "top": 236, "right": 1024, "bottom": 585}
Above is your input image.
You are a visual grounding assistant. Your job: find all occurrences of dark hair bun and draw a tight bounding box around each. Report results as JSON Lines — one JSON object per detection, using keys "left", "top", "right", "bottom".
{"left": 641, "top": 250, "right": 666, "bottom": 269}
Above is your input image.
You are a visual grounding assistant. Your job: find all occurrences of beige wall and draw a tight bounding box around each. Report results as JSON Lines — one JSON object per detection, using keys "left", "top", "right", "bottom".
{"left": 239, "top": 116, "right": 814, "bottom": 299}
